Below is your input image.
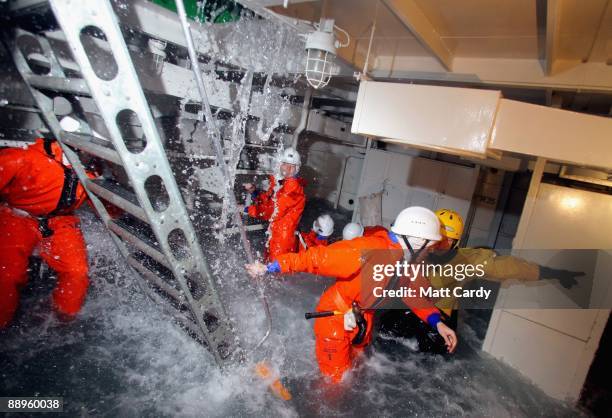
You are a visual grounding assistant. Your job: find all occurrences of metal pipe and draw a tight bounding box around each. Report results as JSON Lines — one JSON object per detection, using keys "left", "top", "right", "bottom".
{"left": 291, "top": 87, "right": 312, "bottom": 148}
{"left": 351, "top": 137, "right": 372, "bottom": 222}
{"left": 362, "top": 21, "right": 376, "bottom": 77}
{"left": 175, "top": 0, "right": 272, "bottom": 351}
{"left": 460, "top": 164, "right": 482, "bottom": 249}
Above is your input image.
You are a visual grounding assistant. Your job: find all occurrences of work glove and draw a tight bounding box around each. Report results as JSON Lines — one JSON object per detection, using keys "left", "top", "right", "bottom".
{"left": 539, "top": 266, "right": 585, "bottom": 289}
{"left": 343, "top": 310, "right": 357, "bottom": 331}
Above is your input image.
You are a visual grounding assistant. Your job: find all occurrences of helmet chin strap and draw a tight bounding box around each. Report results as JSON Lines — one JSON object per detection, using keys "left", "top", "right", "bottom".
{"left": 397, "top": 235, "right": 430, "bottom": 262}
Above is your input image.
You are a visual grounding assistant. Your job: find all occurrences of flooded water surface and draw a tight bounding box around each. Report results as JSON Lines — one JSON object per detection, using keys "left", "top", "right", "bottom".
{"left": 0, "top": 210, "right": 586, "bottom": 417}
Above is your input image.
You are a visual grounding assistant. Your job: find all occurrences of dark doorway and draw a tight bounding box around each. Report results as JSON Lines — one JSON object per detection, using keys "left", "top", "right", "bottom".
{"left": 580, "top": 312, "right": 612, "bottom": 417}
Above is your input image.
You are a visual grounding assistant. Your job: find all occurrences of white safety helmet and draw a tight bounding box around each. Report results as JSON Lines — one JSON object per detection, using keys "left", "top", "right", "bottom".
{"left": 391, "top": 206, "right": 441, "bottom": 253}
{"left": 342, "top": 222, "right": 364, "bottom": 241}
{"left": 313, "top": 214, "right": 334, "bottom": 237}
{"left": 279, "top": 147, "right": 301, "bottom": 167}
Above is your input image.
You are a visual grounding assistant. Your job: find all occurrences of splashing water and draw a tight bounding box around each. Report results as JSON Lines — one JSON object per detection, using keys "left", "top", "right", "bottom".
{"left": 0, "top": 210, "right": 586, "bottom": 417}
{"left": 0, "top": 5, "right": 588, "bottom": 416}
{"left": 176, "top": 11, "right": 298, "bottom": 239}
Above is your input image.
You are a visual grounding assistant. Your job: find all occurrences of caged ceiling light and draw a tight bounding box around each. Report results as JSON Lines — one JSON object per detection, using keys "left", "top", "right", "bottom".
{"left": 304, "top": 18, "right": 350, "bottom": 89}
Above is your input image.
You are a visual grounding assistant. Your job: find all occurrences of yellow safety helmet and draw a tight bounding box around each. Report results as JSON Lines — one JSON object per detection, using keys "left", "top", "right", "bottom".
{"left": 435, "top": 209, "right": 464, "bottom": 241}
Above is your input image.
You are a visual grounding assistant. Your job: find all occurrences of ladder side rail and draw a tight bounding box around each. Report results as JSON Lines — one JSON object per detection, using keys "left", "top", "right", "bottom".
{"left": 14, "top": 0, "right": 234, "bottom": 365}
{"left": 47, "top": 0, "right": 234, "bottom": 365}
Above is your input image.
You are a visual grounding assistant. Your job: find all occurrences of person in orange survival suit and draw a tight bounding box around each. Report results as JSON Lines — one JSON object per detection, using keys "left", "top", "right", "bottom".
{"left": 246, "top": 207, "right": 458, "bottom": 382}
{"left": 243, "top": 147, "right": 306, "bottom": 260}
{"left": 0, "top": 130, "right": 94, "bottom": 328}
{"left": 296, "top": 213, "right": 334, "bottom": 252}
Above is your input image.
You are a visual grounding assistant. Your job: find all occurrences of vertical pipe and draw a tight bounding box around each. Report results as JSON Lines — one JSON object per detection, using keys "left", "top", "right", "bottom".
{"left": 351, "top": 137, "right": 372, "bottom": 222}
{"left": 512, "top": 157, "right": 547, "bottom": 250}
{"left": 362, "top": 21, "right": 376, "bottom": 77}
{"left": 486, "top": 171, "right": 514, "bottom": 249}
{"left": 460, "top": 164, "right": 482, "bottom": 248}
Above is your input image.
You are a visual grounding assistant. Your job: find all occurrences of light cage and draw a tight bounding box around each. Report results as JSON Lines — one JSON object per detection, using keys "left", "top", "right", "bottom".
{"left": 305, "top": 48, "right": 334, "bottom": 89}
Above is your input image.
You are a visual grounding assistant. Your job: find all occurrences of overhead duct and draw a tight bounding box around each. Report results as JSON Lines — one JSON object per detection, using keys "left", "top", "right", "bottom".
{"left": 490, "top": 99, "right": 612, "bottom": 170}
{"left": 352, "top": 81, "right": 500, "bottom": 159}
{"left": 351, "top": 81, "right": 612, "bottom": 170}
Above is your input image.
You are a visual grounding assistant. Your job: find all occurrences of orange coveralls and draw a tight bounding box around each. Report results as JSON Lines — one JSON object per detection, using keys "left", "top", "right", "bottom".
{"left": 0, "top": 139, "right": 90, "bottom": 327}
{"left": 296, "top": 230, "right": 329, "bottom": 252}
{"left": 274, "top": 229, "right": 441, "bottom": 382}
{"left": 247, "top": 175, "right": 306, "bottom": 260}
{"left": 363, "top": 225, "right": 388, "bottom": 237}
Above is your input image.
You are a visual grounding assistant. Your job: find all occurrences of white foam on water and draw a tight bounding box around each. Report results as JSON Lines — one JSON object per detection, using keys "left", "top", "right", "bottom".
{"left": 0, "top": 8, "right": 589, "bottom": 417}
{"left": 0, "top": 209, "right": 587, "bottom": 417}
{"left": 377, "top": 332, "right": 421, "bottom": 351}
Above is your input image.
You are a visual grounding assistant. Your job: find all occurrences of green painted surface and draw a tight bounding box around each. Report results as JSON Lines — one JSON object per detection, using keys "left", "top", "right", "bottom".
{"left": 147, "top": 0, "right": 242, "bottom": 23}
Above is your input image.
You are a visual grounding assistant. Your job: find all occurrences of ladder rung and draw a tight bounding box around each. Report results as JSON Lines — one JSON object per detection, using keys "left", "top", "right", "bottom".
{"left": 223, "top": 224, "right": 265, "bottom": 234}
{"left": 175, "top": 315, "right": 206, "bottom": 342}
{"left": 193, "top": 292, "right": 218, "bottom": 310}
{"left": 61, "top": 132, "right": 122, "bottom": 165}
{"left": 127, "top": 256, "right": 183, "bottom": 303}
{"left": 2, "top": 104, "right": 41, "bottom": 113}
{"left": 129, "top": 255, "right": 224, "bottom": 345}
{"left": 127, "top": 258, "right": 205, "bottom": 341}
{"left": 235, "top": 168, "right": 274, "bottom": 176}
{"left": 243, "top": 143, "right": 279, "bottom": 150}
{"left": 108, "top": 220, "right": 169, "bottom": 269}
{"left": 88, "top": 178, "right": 146, "bottom": 222}
{"left": 8, "top": 0, "right": 49, "bottom": 14}
{"left": 27, "top": 74, "right": 90, "bottom": 95}
{"left": 209, "top": 322, "right": 234, "bottom": 344}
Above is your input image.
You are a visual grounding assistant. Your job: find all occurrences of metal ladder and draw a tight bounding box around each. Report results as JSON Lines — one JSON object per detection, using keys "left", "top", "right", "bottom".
{"left": 4, "top": 0, "right": 239, "bottom": 366}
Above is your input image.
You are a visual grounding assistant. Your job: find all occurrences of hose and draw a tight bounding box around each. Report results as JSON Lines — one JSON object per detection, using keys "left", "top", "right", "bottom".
{"left": 350, "top": 302, "right": 367, "bottom": 346}
{"left": 175, "top": 0, "right": 272, "bottom": 352}
{"left": 304, "top": 310, "right": 341, "bottom": 319}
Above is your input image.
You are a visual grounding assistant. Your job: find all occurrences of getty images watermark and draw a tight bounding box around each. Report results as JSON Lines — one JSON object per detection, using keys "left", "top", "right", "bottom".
{"left": 358, "top": 249, "right": 612, "bottom": 310}
{"left": 370, "top": 259, "right": 492, "bottom": 300}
